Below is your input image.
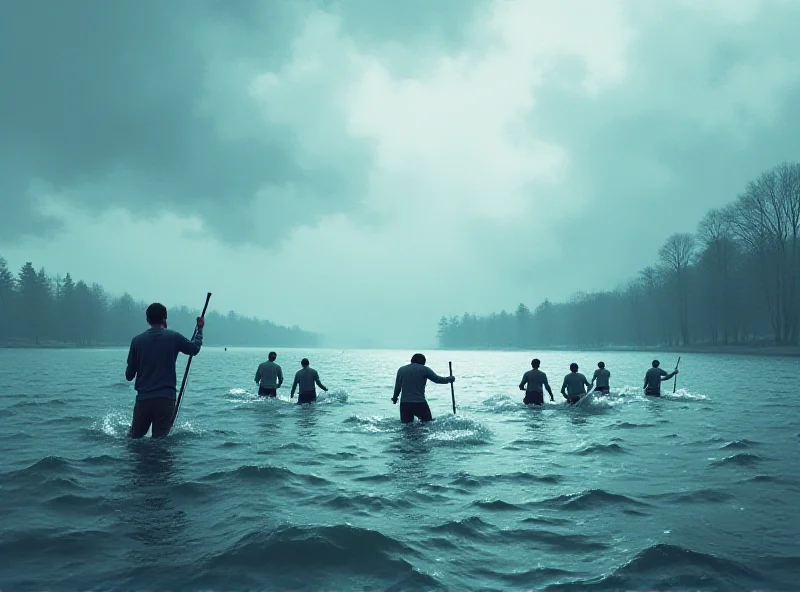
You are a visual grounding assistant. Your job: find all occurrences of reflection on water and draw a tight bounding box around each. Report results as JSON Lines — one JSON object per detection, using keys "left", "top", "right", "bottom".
{"left": 123, "top": 441, "right": 187, "bottom": 554}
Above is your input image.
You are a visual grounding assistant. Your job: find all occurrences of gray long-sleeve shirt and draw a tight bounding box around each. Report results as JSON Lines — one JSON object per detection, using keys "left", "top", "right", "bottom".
{"left": 519, "top": 369, "right": 550, "bottom": 394}
{"left": 561, "top": 372, "right": 591, "bottom": 397}
{"left": 592, "top": 368, "right": 611, "bottom": 388}
{"left": 644, "top": 367, "right": 669, "bottom": 393}
{"left": 291, "top": 367, "right": 326, "bottom": 394}
{"left": 394, "top": 362, "right": 450, "bottom": 404}
{"left": 255, "top": 361, "right": 283, "bottom": 388}
{"left": 125, "top": 327, "right": 203, "bottom": 401}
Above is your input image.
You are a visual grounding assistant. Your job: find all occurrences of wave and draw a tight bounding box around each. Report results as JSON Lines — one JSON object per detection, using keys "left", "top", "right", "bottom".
{"left": 544, "top": 489, "right": 649, "bottom": 511}
{"left": 477, "top": 565, "right": 574, "bottom": 587}
{"left": 43, "top": 493, "right": 114, "bottom": 515}
{"left": 201, "top": 464, "right": 330, "bottom": 487}
{"left": 0, "top": 527, "right": 118, "bottom": 562}
{"left": 422, "top": 415, "right": 492, "bottom": 447}
{"left": 1, "top": 457, "right": 87, "bottom": 492}
{"left": 316, "top": 493, "right": 414, "bottom": 513}
{"left": 612, "top": 421, "right": 655, "bottom": 429}
{"left": 711, "top": 453, "right": 763, "bottom": 467}
{"left": 575, "top": 443, "right": 627, "bottom": 456}
{"left": 10, "top": 398, "right": 68, "bottom": 409}
{"left": 545, "top": 543, "right": 762, "bottom": 591}
{"left": 431, "top": 516, "right": 494, "bottom": 539}
{"left": 645, "top": 488, "right": 735, "bottom": 504}
{"left": 472, "top": 499, "right": 530, "bottom": 512}
{"left": 720, "top": 439, "right": 759, "bottom": 450}
{"left": 191, "top": 524, "right": 437, "bottom": 590}
{"left": 450, "top": 471, "right": 562, "bottom": 488}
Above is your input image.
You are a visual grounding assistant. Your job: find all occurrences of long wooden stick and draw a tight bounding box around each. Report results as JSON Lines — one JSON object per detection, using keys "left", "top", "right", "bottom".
{"left": 449, "top": 361, "right": 456, "bottom": 414}
{"left": 171, "top": 292, "right": 212, "bottom": 428}
{"left": 673, "top": 356, "right": 681, "bottom": 393}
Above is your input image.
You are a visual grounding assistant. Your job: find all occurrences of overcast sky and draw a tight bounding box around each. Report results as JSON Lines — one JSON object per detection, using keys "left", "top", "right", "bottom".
{"left": 1, "top": 0, "right": 799, "bottom": 347}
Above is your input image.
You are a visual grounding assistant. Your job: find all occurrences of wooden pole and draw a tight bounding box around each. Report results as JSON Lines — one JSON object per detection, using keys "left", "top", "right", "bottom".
{"left": 171, "top": 292, "right": 212, "bottom": 429}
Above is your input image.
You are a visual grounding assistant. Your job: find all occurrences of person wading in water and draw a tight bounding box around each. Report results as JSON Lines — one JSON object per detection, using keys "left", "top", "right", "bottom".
{"left": 643, "top": 360, "right": 679, "bottom": 397}
{"left": 519, "top": 358, "right": 554, "bottom": 405}
{"left": 561, "top": 363, "right": 591, "bottom": 404}
{"left": 254, "top": 351, "right": 283, "bottom": 397}
{"left": 125, "top": 303, "right": 204, "bottom": 438}
{"left": 291, "top": 358, "right": 328, "bottom": 404}
{"left": 392, "top": 353, "right": 455, "bottom": 423}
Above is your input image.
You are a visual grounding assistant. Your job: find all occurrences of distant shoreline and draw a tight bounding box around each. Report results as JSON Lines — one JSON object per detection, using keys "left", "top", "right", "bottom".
{"left": 0, "top": 342, "right": 319, "bottom": 350}
{"left": 436, "top": 343, "right": 800, "bottom": 358}
{"left": 3, "top": 342, "right": 799, "bottom": 357}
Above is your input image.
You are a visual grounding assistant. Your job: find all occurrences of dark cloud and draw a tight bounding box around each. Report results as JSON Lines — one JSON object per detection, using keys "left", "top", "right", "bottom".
{"left": 1, "top": 0, "right": 478, "bottom": 244}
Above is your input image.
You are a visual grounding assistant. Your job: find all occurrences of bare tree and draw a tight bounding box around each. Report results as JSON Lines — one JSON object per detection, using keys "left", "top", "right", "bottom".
{"left": 658, "top": 233, "right": 696, "bottom": 345}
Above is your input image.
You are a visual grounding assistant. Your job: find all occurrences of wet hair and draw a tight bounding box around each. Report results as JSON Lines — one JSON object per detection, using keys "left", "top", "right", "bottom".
{"left": 598, "top": 361, "right": 605, "bottom": 369}
{"left": 301, "top": 358, "right": 309, "bottom": 367}
{"left": 570, "top": 363, "right": 579, "bottom": 372}
{"left": 652, "top": 360, "right": 660, "bottom": 367}
{"left": 268, "top": 352, "right": 277, "bottom": 361}
{"left": 531, "top": 358, "right": 540, "bottom": 368}
{"left": 146, "top": 303, "right": 167, "bottom": 325}
{"left": 411, "top": 353, "right": 426, "bottom": 365}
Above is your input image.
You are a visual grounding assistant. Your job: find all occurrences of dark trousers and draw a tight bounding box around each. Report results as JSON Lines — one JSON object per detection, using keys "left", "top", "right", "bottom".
{"left": 297, "top": 390, "right": 317, "bottom": 404}
{"left": 259, "top": 386, "right": 277, "bottom": 397}
{"left": 400, "top": 402, "right": 433, "bottom": 423}
{"left": 524, "top": 391, "right": 544, "bottom": 405}
{"left": 129, "top": 397, "right": 175, "bottom": 439}
{"left": 565, "top": 394, "right": 583, "bottom": 404}
{"left": 645, "top": 389, "right": 661, "bottom": 397}
{"left": 595, "top": 386, "right": 610, "bottom": 394}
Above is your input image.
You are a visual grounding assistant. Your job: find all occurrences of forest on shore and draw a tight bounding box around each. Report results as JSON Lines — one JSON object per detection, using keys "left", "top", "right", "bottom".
{"left": 437, "top": 162, "right": 800, "bottom": 350}
{"left": 0, "top": 257, "right": 319, "bottom": 348}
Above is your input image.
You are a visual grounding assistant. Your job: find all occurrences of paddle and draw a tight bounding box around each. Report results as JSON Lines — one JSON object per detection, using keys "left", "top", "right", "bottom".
{"left": 673, "top": 356, "right": 681, "bottom": 393}
{"left": 449, "top": 361, "right": 456, "bottom": 414}
{"left": 171, "top": 292, "right": 212, "bottom": 430}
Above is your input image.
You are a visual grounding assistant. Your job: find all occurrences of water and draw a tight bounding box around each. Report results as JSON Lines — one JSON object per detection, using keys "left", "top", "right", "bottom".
{"left": 1, "top": 347, "right": 798, "bottom": 591}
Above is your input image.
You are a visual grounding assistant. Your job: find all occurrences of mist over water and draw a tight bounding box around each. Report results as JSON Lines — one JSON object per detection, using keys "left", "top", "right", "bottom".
{"left": 1, "top": 347, "right": 798, "bottom": 591}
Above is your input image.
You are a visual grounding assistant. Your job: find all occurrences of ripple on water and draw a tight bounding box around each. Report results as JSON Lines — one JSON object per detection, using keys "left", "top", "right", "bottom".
{"left": 711, "top": 453, "right": 763, "bottom": 468}
{"left": 546, "top": 543, "right": 764, "bottom": 591}
{"left": 542, "top": 489, "right": 650, "bottom": 512}
{"left": 186, "top": 524, "right": 439, "bottom": 590}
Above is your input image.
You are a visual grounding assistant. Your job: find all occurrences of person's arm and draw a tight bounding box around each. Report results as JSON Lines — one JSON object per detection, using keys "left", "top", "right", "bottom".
{"left": 277, "top": 366, "right": 283, "bottom": 388}
{"left": 591, "top": 370, "right": 598, "bottom": 385}
{"left": 393, "top": 369, "right": 402, "bottom": 403}
{"left": 314, "top": 370, "right": 327, "bottom": 392}
{"left": 177, "top": 318, "right": 204, "bottom": 356}
{"left": 643, "top": 373, "right": 649, "bottom": 390}
{"left": 584, "top": 375, "right": 591, "bottom": 389}
{"left": 560, "top": 377, "right": 567, "bottom": 397}
{"left": 662, "top": 369, "right": 678, "bottom": 381}
{"left": 519, "top": 373, "right": 528, "bottom": 391}
{"left": 125, "top": 340, "right": 137, "bottom": 382}
{"left": 290, "top": 373, "right": 298, "bottom": 397}
{"left": 426, "top": 366, "right": 453, "bottom": 384}
{"left": 542, "top": 373, "right": 554, "bottom": 400}
{"left": 254, "top": 364, "right": 262, "bottom": 384}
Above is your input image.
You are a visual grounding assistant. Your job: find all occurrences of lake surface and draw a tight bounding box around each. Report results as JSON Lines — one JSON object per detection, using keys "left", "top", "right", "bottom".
{"left": 1, "top": 347, "right": 798, "bottom": 591}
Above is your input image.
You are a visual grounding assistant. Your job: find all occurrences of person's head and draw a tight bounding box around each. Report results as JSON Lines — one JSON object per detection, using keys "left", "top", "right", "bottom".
{"left": 598, "top": 361, "right": 605, "bottom": 369}
{"left": 301, "top": 358, "right": 310, "bottom": 367}
{"left": 570, "top": 362, "right": 579, "bottom": 372}
{"left": 146, "top": 303, "right": 167, "bottom": 328}
{"left": 411, "top": 353, "right": 427, "bottom": 365}
{"left": 652, "top": 359, "right": 660, "bottom": 368}
{"left": 531, "top": 358, "right": 540, "bottom": 368}
{"left": 268, "top": 351, "right": 277, "bottom": 361}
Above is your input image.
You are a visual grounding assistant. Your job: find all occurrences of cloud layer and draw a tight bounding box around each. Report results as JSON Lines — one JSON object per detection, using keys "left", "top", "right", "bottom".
{"left": 2, "top": 0, "right": 799, "bottom": 346}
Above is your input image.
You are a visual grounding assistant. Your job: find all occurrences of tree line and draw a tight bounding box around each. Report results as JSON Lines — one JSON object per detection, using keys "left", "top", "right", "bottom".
{"left": 437, "top": 161, "right": 800, "bottom": 349}
{"left": 0, "top": 257, "right": 319, "bottom": 347}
